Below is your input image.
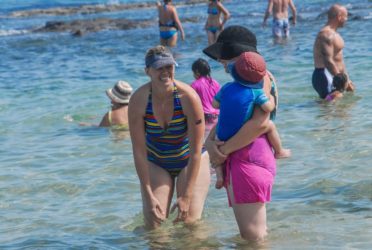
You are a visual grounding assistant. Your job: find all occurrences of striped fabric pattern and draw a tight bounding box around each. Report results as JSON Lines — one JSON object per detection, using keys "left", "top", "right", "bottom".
{"left": 144, "top": 84, "right": 190, "bottom": 176}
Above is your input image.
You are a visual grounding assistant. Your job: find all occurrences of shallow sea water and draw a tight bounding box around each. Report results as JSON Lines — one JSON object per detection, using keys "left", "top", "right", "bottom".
{"left": 1, "top": 0, "right": 372, "bottom": 249}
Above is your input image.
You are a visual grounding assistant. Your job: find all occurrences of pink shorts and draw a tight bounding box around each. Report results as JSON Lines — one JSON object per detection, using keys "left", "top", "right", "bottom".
{"left": 224, "top": 135, "right": 276, "bottom": 205}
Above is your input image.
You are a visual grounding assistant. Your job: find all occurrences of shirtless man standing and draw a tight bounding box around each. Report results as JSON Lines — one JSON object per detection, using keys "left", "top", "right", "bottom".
{"left": 312, "top": 4, "right": 354, "bottom": 99}
{"left": 262, "top": 0, "right": 297, "bottom": 38}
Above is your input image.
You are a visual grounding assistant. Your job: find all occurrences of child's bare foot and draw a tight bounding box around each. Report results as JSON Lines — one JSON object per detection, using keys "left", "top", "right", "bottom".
{"left": 275, "top": 148, "right": 291, "bottom": 159}
{"left": 215, "top": 176, "right": 224, "bottom": 189}
{"left": 214, "top": 166, "right": 224, "bottom": 189}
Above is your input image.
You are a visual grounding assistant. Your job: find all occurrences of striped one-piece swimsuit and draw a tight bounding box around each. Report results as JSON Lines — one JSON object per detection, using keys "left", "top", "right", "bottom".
{"left": 144, "top": 83, "right": 189, "bottom": 177}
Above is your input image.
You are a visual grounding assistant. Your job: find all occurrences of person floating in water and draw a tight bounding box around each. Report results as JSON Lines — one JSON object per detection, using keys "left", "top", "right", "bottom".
{"left": 205, "top": 0, "right": 230, "bottom": 45}
{"left": 262, "top": 0, "right": 297, "bottom": 39}
{"left": 157, "top": 0, "right": 185, "bottom": 47}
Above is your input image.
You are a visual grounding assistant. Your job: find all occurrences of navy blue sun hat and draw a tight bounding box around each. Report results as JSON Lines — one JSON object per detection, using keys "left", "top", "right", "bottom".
{"left": 203, "top": 25, "right": 258, "bottom": 60}
{"left": 145, "top": 50, "right": 178, "bottom": 69}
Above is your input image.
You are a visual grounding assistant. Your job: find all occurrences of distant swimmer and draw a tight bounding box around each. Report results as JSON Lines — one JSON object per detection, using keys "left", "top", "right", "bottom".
{"left": 262, "top": 0, "right": 297, "bottom": 38}
{"left": 312, "top": 4, "right": 354, "bottom": 99}
{"left": 79, "top": 81, "right": 132, "bottom": 130}
{"left": 205, "top": 0, "right": 230, "bottom": 45}
{"left": 157, "top": 0, "right": 185, "bottom": 47}
{"left": 98, "top": 81, "right": 132, "bottom": 129}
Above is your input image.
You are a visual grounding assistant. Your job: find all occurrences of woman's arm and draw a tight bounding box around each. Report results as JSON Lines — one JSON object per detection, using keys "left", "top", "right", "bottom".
{"left": 217, "top": 2, "right": 230, "bottom": 27}
{"left": 129, "top": 85, "right": 164, "bottom": 221}
{"left": 174, "top": 82, "right": 204, "bottom": 219}
{"left": 98, "top": 112, "right": 110, "bottom": 127}
{"left": 172, "top": 7, "right": 185, "bottom": 40}
{"left": 219, "top": 106, "right": 270, "bottom": 155}
{"left": 219, "top": 74, "right": 275, "bottom": 155}
{"left": 179, "top": 82, "right": 204, "bottom": 198}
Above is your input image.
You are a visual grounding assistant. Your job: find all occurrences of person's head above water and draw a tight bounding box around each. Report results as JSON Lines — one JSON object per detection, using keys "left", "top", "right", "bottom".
{"left": 203, "top": 25, "right": 258, "bottom": 60}
{"left": 332, "top": 73, "right": 348, "bottom": 92}
{"left": 230, "top": 52, "right": 266, "bottom": 86}
{"left": 106, "top": 80, "right": 133, "bottom": 105}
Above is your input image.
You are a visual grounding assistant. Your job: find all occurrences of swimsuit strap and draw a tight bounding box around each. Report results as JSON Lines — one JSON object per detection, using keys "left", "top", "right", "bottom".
{"left": 146, "top": 82, "right": 181, "bottom": 130}
{"left": 108, "top": 110, "right": 112, "bottom": 126}
{"left": 172, "top": 83, "right": 182, "bottom": 110}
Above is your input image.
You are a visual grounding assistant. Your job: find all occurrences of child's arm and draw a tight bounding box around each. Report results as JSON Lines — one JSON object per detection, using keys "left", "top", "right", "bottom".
{"left": 260, "top": 94, "right": 275, "bottom": 113}
{"left": 212, "top": 98, "right": 220, "bottom": 109}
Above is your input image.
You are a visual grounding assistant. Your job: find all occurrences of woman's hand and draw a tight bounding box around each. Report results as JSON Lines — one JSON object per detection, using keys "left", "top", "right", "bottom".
{"left": 147, "top": 195, "right": 165, "bottom": 224}
{"left": 170, "top": 196, "right": 191, "bottom": 224}
{"left": 205, "top": 138, "right": 227, "bottom": 165}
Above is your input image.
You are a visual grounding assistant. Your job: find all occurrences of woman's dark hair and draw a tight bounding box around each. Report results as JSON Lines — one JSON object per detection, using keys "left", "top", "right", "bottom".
{"left": 192, "top": 58, "right": 211, "bottom": 78}
{"left": 332, "top": 73, "right": 348, "bottom": 92}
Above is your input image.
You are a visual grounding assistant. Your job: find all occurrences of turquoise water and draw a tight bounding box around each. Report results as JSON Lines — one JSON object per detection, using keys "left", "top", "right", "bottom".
{"left": 1, "top": 0, "right": 372, "bottom": 248}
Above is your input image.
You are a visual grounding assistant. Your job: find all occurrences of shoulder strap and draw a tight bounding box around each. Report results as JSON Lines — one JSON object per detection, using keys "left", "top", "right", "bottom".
{"left": 108, "top": 111, "right": 112, "bottom": 125}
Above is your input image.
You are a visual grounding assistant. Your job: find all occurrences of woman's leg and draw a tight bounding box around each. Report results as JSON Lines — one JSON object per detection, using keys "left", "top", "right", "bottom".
{"left": 227, "top": 179, "right": 268, "bottom": 241}
{"left": 176, "top": 152, "right": 211, "bottom": 223}
{"left": 167, "top": 32, "right": 178, "bottom": 47}
{"left": 141, "top": 161, "right": 175, "bottom": 229}
{"left": 207, "top": 30, "right": 215, "bottom": 45}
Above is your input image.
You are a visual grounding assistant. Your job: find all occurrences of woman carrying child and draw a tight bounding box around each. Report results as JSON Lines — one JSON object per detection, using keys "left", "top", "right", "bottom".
{"left": 203, "top": 25, "right": 290, "bottom": 241}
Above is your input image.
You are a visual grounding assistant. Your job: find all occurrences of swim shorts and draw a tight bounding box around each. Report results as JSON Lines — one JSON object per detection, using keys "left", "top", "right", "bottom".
{"left": 312, "top": 68, "right": 333, "bottom": 99}
{"left": 272, "top": 18, "right": 289, "bottom": 38}
{"left": 224, "top": 135, "right": 276, "bottom": 205}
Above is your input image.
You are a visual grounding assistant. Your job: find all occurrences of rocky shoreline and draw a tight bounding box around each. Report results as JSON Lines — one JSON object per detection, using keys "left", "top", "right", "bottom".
{"left": 9, "top": 0, "right": 206, "bottom": 17}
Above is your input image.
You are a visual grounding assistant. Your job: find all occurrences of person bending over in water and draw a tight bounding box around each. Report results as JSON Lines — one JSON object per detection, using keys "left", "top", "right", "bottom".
{"left": 129, "top": 45, "right": 210, "bottom": 229}
{"left": 211, "top": 51, "right": 291, "bottom": 189}
{"left": 325, "top": 73, "right": 348, "bottom": 102}
{"left": 157, "top": 0, "right": 185, "bottom": 47}
{"left": 205, "top": 0, "right": 230, "bottom": 45}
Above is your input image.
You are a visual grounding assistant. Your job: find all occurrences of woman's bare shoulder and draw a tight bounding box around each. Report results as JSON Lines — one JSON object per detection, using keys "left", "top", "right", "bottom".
{"left": 129, "top": 83, "right": 150, "bottom": 107}
{"left": 175, "top": 80, "right": 198, "bottom": 97}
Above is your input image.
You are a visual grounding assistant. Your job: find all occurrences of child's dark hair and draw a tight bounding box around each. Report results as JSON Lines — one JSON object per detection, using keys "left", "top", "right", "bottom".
{"left": 332, "top": 73, "right": 348, "bottom": 92}
{"left": 192, "top": 58, "right": 211, "bottom": 78}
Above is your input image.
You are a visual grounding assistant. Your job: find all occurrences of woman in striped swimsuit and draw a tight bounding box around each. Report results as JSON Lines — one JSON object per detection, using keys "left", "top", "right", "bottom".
{"left": 129, "top": 45, "right": 210, "bottom": 229}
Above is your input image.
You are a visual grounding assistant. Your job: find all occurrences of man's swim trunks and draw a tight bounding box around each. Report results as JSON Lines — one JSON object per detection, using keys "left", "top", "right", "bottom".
{"left": 312, "top": 68, "right": 333, "bottom": 99}
{"left": 272, "top": 18, "right": 289, "bottom": 38}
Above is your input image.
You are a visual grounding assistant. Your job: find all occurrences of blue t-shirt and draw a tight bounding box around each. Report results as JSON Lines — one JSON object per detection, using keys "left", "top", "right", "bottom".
{"left": 215, "top": 81, "right": 269, "bottom": 141}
